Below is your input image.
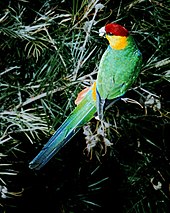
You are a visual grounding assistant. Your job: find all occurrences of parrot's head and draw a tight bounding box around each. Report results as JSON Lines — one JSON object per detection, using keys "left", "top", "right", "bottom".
{"left": 99, "top": 23, "right": 129, "bottom": 50}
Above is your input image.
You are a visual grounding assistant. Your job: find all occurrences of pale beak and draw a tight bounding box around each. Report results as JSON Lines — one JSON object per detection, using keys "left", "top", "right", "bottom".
{"left": 99, "top": 26, "right": 106, "bottom": 37}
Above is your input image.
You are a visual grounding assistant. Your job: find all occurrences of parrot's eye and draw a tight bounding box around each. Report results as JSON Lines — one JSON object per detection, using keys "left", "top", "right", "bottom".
{"left": 107, "top": 32, "right": 113, "bottom": 36}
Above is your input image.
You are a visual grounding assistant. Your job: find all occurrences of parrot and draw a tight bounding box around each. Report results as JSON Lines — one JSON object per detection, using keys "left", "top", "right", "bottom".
{"left": 29, "top": 23, "right": 142, "bottom": 170}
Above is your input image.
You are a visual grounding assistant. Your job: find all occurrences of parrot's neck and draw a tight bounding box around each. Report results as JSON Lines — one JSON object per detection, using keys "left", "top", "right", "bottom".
{"left": 106, "top": 35, "right": 128, "bottom": 50}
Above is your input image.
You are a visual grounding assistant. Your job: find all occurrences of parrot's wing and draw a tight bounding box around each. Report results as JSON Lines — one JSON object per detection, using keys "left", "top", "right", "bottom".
{"left": 96, "top": 88, "right": 105, "bottom": 120}
{"left": 96, "top": 82, "right": 126, "bottom": 120}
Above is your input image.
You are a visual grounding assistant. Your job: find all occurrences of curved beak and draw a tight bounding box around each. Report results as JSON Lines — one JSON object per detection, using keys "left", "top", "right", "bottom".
{"left": 99, "top": 26, "right": 106, "bottom": 37}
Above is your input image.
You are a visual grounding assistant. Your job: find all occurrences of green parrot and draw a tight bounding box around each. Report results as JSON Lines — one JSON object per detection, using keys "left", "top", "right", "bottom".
{"left": 29, "top": 23, "right": 142, "bottom": 170}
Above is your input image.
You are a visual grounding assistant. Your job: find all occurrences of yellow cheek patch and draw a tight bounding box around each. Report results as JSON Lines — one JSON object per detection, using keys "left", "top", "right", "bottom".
{"left": 106, "top": 35, "right": 127, "bottom": 50}
{"left": 92, "top": 81, "right": 97, "bottom": 102}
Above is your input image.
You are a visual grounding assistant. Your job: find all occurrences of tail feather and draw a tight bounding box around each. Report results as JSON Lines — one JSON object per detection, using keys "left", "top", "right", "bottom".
{"left": 29, "top": 90, "right": 96, "bottom": 170}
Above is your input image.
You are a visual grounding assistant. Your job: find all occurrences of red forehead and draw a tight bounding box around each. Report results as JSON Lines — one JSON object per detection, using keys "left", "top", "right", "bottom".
{"left": 105, "top": 23, "right": 129, "bottom": 36}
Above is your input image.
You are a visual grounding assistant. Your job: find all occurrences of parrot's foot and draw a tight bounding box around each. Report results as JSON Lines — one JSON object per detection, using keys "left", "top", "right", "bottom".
{"left": 121, "top": 97, "right": 143, "bottom": 108}
{"left": 83, "top": 120, "right": 112, "bottom": 160}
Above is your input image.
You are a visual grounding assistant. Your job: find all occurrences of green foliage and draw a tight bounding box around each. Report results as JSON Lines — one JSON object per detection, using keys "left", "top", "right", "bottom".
{"left": 0, "top": 0, "right": 170, "bottom": 212}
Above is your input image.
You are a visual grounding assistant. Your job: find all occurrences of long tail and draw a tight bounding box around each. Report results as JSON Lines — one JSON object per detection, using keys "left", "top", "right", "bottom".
{"left": 29, "top": 88, "right": 96, "bottom": 170}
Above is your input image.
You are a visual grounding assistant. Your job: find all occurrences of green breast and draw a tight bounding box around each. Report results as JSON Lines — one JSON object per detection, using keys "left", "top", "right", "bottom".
{"left": 96, "top": 36, "right": 142, "bottom": 100}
